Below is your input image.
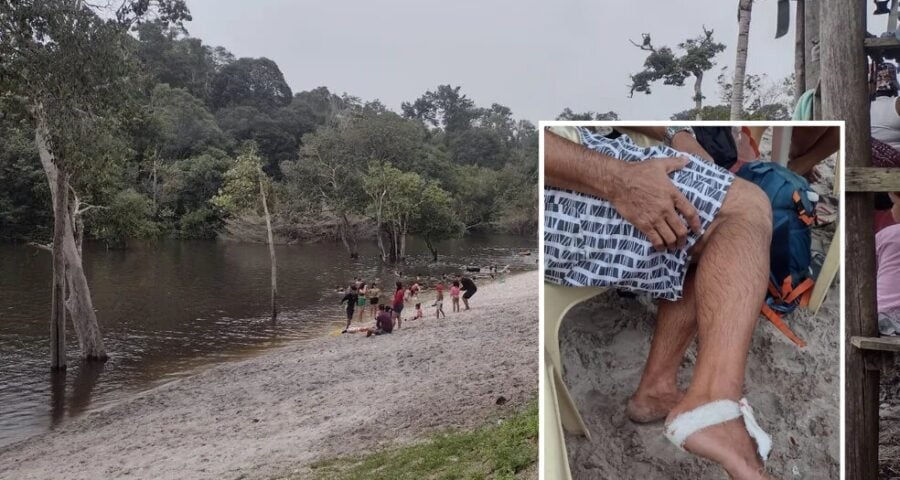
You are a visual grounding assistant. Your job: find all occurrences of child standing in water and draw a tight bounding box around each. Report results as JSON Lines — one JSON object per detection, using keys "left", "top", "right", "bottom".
{"left": 340, "top": 285, "right": 359, "bottom": 333}
{"left": 433, "top": 283, "right": 446, "bottom": 319}
{"left": 392, "top": 281, "right": 405, "bottom": 329}
{"left": 414, "top": 303, "right": 424, "bottom": 320}
{"left": 356, "top": 281, "right": 368, "bottom": 321}
{"left": 450, "top": 281, "right": 461, "bottom": 312}
{"left": 367, "top": 283, "right": 381, "bottom": 317}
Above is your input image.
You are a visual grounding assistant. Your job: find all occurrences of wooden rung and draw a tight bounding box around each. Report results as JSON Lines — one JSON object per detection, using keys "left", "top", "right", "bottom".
{"left": 845, "top": 167, "right": 900, "bottom": 192}
{"left": 865, "top": 37, "right": 900, "bottom": 59}
{"left": 865, "top": 37, "right": 900, "bottom": 50}
{"left": 851, "top": 335, "right": 900, "bottom": 352}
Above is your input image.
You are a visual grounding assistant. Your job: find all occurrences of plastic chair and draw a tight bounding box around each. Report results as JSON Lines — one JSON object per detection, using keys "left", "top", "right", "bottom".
{"left": 542, "top": 282, "right": 606, "bottom": 480}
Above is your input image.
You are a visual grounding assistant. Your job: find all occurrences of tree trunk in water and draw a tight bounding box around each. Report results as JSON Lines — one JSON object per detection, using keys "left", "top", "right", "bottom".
{"left": 258, "top": 168, "right": 278, "bottom": 321}
{"left": 35, "top": 112, "right": 107, "bottom": 361}
{"left": 795, "top": 0, "right": 806, "bottom": 105}
{"left": 731, "top": 0, "right": 753, "bottom": 120}
{"left": 339, "top": 213, "right": 358, "bottom": 259}
{"left": 693, "top": 72, "right": 704, "bottom": 119}
{"left": 374, "top": 190, "right": 388, "bottom": 262}
{"left": 50, "top": 168, "right": 67, "bottom": 370}
{"left": 425, "top": 239, "right": 438, "bottom": 262}
{"left": 390, "top": 225, "right": 399, "bottom": 263}
{"left": 399, "top": 231, "right": 406, "bottom": 261}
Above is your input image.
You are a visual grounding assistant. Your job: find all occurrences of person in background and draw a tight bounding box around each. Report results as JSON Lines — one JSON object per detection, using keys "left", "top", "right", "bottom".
{"left": 366, "top": 305, "right": 394, "bottom": 337}
{"left": 410, "top": 277, "right": 421, "bottom": 300}
{"left": 878, "top": 192, "right": 900, "bottom": 335}
{"left": 457, "top": 274, "right": 477, "bottom": 310}
{"left": 392, "top": 281, "right": 405, "bottom": 329}
{"left": 339, "top": 285, "right": 359, "bottom": 334}
{"left": 433, "top": 283, "right": 446, "bottom": 319}
{"left": 356, "top": 281, "right": 368, "bottom": 321}
{"left": 450, "top": 280, "right": 461, "bottom": 313}
{"left": 414, "top": 303, "right": 424, "bottom": 320}
{"left": 367, "top": 283, "right": 381, "bottom": 317}
{"left": 871, "top": 62, "right": 900, "bottom": 232}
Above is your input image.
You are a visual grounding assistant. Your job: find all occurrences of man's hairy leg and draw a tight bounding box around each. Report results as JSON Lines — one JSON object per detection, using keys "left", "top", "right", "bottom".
{"left": 627, "top": 269, "right": 697, "bottom": 423}
{"left": 666, "top": 179, "right": 773, "bottom": 479}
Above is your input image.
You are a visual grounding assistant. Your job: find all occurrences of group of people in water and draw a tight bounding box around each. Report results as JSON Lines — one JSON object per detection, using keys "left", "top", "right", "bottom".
{"left": 338, "top": 274, "right": 478, "bottom": 336}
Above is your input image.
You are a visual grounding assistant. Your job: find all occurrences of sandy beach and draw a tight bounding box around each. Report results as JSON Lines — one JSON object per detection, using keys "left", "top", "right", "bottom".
{"left": 0, "top": 271, "right": 538, "bottom": 480}
{"left": 559, "top": 223, "right": 840, "bottom": 478}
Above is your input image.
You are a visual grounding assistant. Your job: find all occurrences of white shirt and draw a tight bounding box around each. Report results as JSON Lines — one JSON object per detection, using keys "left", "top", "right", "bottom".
{"left": 871, "top": 96, "right": 900, "bottom": 150}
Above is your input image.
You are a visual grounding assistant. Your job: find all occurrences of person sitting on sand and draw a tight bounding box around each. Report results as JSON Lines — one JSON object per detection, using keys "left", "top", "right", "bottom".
{"left": 457, "top": 274, "right": 477, "bottom": 310}
{"left": 433, "top": 284, "right": 446, "bottom": 319}
{"left": 339, "top": 285, "right": 359, "bottom": 334}
{"left": 413, "top": 303, "right": 424, "bottom": 320}
{"left": 878, "top": 192, "right": 900, "bottom": 335}
{"left": 392, "top": 281, "right": 405, "bottom": 329}
{"left": 450, "top": 281, "right": 461, "bottom": 313}
{"left": 366, "top": 305, "right": 394, "bottom": 337}
{"left": 545, "top": 126, "right": 775, "bottom": 479}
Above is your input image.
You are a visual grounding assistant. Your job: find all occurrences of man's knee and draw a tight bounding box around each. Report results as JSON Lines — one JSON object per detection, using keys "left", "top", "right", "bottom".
{"left": 718, "top": 178, "right": 773, "bottom": 238}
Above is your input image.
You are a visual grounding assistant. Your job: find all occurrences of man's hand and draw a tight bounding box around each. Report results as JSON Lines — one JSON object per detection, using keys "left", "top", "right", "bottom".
{"left": 608, "top": 157, "right": 702, "bottom": 251}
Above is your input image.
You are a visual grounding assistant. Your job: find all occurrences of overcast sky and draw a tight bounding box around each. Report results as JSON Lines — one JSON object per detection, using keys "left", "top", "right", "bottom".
{"left": 181, "top": 0, "right": 884, "bottom": 123}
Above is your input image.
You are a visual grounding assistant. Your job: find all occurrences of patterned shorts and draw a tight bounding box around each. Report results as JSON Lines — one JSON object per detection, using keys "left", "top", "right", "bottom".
{"left": 544, "top": 129, "right": 735, "bottom": 300}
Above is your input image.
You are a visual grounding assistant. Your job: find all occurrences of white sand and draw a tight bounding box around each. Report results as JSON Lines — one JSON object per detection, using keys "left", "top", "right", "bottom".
{"left": 0, "top": 272, "right": 538, "bottom": 480}
{"left": 559, "top": 229, "right": 840, "bottom": 479}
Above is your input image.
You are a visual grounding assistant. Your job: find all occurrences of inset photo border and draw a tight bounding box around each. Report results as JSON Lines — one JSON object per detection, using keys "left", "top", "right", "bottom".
{"left": 538, "top": 121, "right": 844, "bottom": 480}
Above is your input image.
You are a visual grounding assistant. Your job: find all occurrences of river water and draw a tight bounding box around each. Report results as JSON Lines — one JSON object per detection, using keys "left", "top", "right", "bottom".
{"left": 0, "top": 235, "right": 536, "bottom": 448}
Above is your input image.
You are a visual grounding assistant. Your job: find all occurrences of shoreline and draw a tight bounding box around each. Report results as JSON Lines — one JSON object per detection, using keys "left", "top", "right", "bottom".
{"left": 0, "top": 271, "right": 538, "bottom": 480}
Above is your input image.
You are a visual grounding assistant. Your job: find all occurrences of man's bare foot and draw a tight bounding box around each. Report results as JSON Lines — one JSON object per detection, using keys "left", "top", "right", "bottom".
{"left": 626, "top": 389, "right": 683, "bottom": 423}
{"left": 665, "top": 396, "right": 770, "bottom": 480}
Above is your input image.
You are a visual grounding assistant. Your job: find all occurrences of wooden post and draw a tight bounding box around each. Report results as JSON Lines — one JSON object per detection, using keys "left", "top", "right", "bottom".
{"left": 50, "top": 170, "right": 67, "bottom": 370}
{"left": 821, "top": 0, "right": 880, "bottom": 478}
{"left": 795, "top": 0, "right": 806, "bottom": 105}
{"left": 805, "top": 0, "right": 820, "bottom": 92}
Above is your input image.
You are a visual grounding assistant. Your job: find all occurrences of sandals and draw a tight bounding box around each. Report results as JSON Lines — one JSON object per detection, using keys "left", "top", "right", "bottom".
{"left": 664, "top": 398, "right": 772, "bottom": 463}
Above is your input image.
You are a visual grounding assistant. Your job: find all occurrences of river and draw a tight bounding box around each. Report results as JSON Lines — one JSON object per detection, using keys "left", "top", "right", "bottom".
{"left": 0, "top": 235, "right": 536, "bottom": 448}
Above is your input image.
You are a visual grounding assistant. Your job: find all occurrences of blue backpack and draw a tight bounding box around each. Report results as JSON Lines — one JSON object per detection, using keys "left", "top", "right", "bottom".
{"left": 735, "top": 161, "right": 817, "bottom": 347}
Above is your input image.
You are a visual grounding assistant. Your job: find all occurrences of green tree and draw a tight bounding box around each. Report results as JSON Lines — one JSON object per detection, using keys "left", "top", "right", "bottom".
{"left": 556, "top": 108, "right": 619, "bottom": 121}
{"left": 87, "top": 189, "right": 158, "bottom": 248}
{"left": 401, "top": 84, "right": 479, "bottom": 133}
{"left": 212, "top": 144, "right": 278, "bottom": 319}
{"left": 292, "top": 123, "right": 367, "bottom": 258}
{"left": 150, "top": 84, "right": 228, "bottom": 159}
{"left": 134, "top": 20, "right": 223, "bottom": 102}
{"left": 0, "top": 0, "right": 191, "bottom": 366}
{"left": 629, "top": 27, "right": 726, "bottom": 119}
{"left": 210, "top": 57, "right": 292, "bottom": 110}
{"left": 410, "top": 183, "right": 464, "bottom": 261}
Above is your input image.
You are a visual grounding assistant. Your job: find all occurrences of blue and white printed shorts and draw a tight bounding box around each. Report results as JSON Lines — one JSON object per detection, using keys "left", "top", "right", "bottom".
{"left": 543, "top": 128, "right": 735, "bottom": 301}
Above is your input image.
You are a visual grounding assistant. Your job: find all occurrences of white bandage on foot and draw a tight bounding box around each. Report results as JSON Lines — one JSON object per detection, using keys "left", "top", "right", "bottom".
{"left": 664, "top": 397, "right": 772, "bottom": 462}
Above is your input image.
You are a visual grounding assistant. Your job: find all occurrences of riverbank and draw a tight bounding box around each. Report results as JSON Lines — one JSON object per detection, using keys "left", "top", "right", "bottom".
{"left": 0, "top": 271, "right": 538, "bottom": 480}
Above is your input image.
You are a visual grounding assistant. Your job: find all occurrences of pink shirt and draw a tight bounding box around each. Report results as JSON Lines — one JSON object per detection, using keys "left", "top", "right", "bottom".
{"left": 450, "top": 286, "right": 460, "bottom": 298}
{"left": 877, "top": 224, "right": 900, "bottom": 312}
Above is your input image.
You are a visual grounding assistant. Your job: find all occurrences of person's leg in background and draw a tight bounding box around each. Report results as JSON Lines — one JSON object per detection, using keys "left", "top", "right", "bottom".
{"left": 787, "top": 126, "right": 840, "bottom": 180}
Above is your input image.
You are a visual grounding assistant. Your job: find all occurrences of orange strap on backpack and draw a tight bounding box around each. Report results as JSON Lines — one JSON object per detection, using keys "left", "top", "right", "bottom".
{"left": 761, "top": 303, "right": 807, "bottom": 348}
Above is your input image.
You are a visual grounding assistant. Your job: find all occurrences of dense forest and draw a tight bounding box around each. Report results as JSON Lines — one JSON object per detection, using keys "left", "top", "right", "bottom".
{"left": 0, "top": 17, "right": 538, "bottom": 261}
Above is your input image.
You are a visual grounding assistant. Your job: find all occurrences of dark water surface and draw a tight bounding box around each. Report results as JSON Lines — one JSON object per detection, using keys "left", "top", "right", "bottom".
{"left": 0, "top": 235, "right": 536, "bottom": 448}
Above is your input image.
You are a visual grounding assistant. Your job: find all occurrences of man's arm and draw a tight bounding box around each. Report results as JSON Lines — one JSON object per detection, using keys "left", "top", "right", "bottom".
{"left": 544, "top": 130, "right": 702, "bottom": 250}
{"left": 625, "top": 126, "right": 715, "bottom": 163}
